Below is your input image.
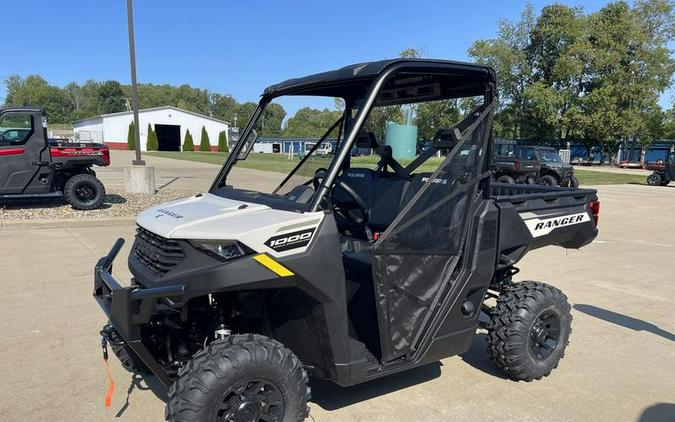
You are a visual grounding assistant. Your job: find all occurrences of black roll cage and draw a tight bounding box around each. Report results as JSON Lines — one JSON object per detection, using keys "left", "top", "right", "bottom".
{"left": 209, "top": 60, "right": 496, "bottom": 212}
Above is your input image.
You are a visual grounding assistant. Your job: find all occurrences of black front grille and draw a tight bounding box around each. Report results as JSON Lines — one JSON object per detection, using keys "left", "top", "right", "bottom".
{"left": 133, "top": 226, "right": 185, "bottom": 275}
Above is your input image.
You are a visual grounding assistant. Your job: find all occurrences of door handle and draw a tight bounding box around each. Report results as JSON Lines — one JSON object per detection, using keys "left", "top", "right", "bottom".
{"left": 32, "top": 161, "right": 50, "bottom": 166}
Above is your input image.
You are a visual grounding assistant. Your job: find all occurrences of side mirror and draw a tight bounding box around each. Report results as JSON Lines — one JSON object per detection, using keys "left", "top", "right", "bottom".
{"left": 236, "top": 129, "right": 258, "bottom": 160}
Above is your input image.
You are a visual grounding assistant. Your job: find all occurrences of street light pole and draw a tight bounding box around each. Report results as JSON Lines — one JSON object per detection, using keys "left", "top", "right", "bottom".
{"left": 122, "top": 0, "right": 154, "bottom": 195}
{"left": 126, "top": 0, "right": 144, "bottom": 165}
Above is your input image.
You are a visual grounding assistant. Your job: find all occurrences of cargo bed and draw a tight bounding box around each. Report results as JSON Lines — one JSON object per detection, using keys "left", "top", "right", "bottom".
{"left": 490, "top": 183, "right": 599, "bottom": 269}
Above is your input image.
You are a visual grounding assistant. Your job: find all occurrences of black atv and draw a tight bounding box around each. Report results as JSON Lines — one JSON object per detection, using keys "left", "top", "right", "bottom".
{"left": 647, "top": 146, "right": 674, "bottom": 186}
{"left": 94, "top": 59, "right": 600, "bottom": 421}
{"left": 0, "top": 107, "right": 109, "bottom": 209}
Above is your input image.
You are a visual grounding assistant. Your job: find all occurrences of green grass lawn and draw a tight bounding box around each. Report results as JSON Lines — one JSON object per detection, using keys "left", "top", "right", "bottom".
{"left": 572, "top": 169, "right": 645, "bottom": 185}
{"left": 146, "top": 151, "right": 646, "bottom": 185}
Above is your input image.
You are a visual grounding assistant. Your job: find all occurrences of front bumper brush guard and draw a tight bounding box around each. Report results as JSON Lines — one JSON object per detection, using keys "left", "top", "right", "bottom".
{"left": 93, "top": 238, "right": 185, "bottom": 387}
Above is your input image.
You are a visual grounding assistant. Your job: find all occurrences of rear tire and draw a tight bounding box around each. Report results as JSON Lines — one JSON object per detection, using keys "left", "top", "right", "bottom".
{"left": 569, "top": 176, "right": 579, "bottom": 188}
{"left": 540, "top": 175, "right": 558, "bottom": 187}
{"left": 487, "top": 281, "right": 572, "bottom": 381}
{"left": 496, "top": 175, "right": 516, "bottom": 184}
{"left": 166, "top": 334, "right": 310, "bottom": 422}
{"left": 64, "top": 173, "right": 105, "bottom": 210}
{"left": 647, "top": 172, "right": 662, "bottom": 186}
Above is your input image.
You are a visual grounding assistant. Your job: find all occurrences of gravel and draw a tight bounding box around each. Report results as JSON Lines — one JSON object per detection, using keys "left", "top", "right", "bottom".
{"left": 0, "top": 189, "right": 195, "bottom": 221}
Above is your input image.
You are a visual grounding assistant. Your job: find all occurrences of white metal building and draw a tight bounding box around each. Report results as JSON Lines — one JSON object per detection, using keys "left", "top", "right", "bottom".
{"left": 72, "top": 106, "right": 230, "bottom": 151}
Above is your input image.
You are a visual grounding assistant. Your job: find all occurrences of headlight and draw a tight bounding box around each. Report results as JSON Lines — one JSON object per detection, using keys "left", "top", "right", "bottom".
{"left": 190, "top": 240, "right": 252, "bottom": 261}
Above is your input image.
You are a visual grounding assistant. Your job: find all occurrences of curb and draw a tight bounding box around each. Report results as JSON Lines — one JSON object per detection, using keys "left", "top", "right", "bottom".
{"left": 0, "top": 216, "right": 136, "bottom": 231}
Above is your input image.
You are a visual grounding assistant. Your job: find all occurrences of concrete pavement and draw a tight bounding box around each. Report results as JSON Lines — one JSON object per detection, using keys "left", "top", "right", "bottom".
{"left": 0, "top": 183, "right": 673, "bottom": 421}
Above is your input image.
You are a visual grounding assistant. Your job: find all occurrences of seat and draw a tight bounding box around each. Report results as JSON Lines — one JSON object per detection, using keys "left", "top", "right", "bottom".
{"left": 368, "top": 174, "right": 410, "bottom": 231}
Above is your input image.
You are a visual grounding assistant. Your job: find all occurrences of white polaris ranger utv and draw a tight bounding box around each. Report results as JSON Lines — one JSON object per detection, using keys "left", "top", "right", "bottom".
{"left": 94, "top": 59, "right": 599, "bottom": 422}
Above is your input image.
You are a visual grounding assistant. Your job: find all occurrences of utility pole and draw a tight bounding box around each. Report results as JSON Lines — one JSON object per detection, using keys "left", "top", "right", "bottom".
{"left": 123, "top": 0, "right": 155, "bottom": 194}
{"left": 127, "top": 0, "right": 144, "bottom": 165}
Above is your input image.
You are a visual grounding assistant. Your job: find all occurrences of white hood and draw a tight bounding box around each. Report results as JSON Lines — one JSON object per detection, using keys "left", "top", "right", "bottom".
{"left": 136, "top": 193, "right": 324, "bottom": 257}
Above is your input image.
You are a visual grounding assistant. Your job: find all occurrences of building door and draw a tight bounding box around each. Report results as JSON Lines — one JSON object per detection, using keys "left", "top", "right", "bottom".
{"left": 155, "top": 124, "right": 181, "bottom": 151}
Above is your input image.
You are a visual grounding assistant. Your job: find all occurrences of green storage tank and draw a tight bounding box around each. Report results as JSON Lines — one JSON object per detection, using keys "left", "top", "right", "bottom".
{"left": 384, "top": 122, "right": 417, "bottom": 160}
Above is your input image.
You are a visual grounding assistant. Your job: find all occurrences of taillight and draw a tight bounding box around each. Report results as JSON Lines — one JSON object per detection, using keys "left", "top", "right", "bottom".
{"left": 101, "top": 147, "right": 111, "bottom": 165}
{"left": 514, "top": 159, "right": 521, "bottom": 171}
{"left": 589, "top": 201, "right": 600, "bottom": 226}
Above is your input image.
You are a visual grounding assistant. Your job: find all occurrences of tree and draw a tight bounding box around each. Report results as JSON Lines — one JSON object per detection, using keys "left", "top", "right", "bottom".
{"left": 97, "top": 81, "right": 126, "bottom": 114}
{"left": 415, "top": 100, "right": 461, "bottom": 140}
{"left": 468, "top": 4, "right": 536, "bottom": 139}
{"left": 183, "top": 129, "right": 194, "bottom": 151}
{"left": 3, "top": 75, "right": 73, "bottom": 123}
{"left": 284, "top": 107, "right": 342, "bottom": 138}
{"left": 199, "top": 126, "right": 211, "bottom": 152}
{"left": 218, "top": 130, "right": 229, "bottom": 152}
{"left": 127, "top": 121, "right": 136, "bottom": 150}
{"left": 467, "top": 0, "right": 675, "bottom": 151}
{"left": 146, "top": 123, "right": 158, "bottom": 151}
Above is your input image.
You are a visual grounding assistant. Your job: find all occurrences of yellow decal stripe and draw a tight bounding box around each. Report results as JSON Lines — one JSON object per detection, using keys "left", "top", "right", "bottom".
{"left": 253, "top": 254, "right": 294, "bottom": 277}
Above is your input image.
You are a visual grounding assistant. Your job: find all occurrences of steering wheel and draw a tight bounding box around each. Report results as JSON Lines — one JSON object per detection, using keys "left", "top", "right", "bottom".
{"left": 312, "top": 168, "right": 374, "bottom": 241}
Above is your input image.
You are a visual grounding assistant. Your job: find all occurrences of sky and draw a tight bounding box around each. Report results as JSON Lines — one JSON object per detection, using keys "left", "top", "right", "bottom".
{"left": 1, "top": 0, "right": 671, "bottom": 119}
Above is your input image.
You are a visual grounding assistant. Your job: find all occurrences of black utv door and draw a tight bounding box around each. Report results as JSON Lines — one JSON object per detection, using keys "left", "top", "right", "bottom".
{"left": 667, "top": 150, "right": 675, "bottom": 181}
{"left": 0, "top": 110, "right": 48, "bottom": 195}
{"left": 371, "top": 105, "right": 493, "bottom": 362}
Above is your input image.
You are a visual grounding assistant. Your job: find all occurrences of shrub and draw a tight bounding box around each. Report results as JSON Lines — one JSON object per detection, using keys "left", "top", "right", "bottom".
{"left": 199, "top": 126, "right": 211, "bottom": 152}
{"left": 146, "top": 123, "right": 158, "bottom": 151}
{"left": 183, "top": 129, "right": 194, "bottom": 151}
{"left": 127, "top": 121, "right": 135, "bottom": 150}
{"left": 218, "top": 130, "right": 228, "bottom": 152}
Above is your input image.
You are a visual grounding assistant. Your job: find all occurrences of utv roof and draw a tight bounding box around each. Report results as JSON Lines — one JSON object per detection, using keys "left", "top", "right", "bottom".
{"left": 263, "top": 58, "right": 496, "bottom": 101}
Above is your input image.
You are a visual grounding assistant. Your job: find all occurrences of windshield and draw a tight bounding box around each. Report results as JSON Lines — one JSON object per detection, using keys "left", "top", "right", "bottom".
{"left": 216, "top": 95, "right": 344, "bottom": 199}
{"left": 539, "top": 150, "right": 562, "bottom": 163}
{"left": 209, "top": 66, "right": 494, "bottom": 213}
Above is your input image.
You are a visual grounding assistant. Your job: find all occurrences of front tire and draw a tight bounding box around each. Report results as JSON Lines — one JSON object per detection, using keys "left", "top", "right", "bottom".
{"left": 64, "top": 173, "right": 105, "bottom": 210}
{"left": 166, "top": 334, "right": 310, "bottom": 422}
{"left": 487, "top": 281, "right": 572, "bottom": 381}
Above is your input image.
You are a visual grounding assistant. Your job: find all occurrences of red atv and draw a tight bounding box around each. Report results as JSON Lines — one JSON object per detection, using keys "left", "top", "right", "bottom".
{"left": 646, "top": 146, "right": 674, "bottom": 186}
{"left": 0, "top": 107, "right": 110, "bottom": 209}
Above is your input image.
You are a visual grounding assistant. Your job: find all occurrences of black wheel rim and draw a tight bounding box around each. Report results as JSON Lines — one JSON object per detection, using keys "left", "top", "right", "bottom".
{"left": 648, "top": 174, "right": 659, "bottom": 185}
{"left": 75, "top": 182, "right": 97, "bottom": 204}
{"left": 216, "top": 379, "right": 284, "bottom": 422}
{"left": 529, "top": 310, "right": 561, "bottom": 360}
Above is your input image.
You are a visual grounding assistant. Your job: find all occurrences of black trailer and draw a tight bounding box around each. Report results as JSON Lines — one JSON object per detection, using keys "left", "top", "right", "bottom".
{"left": 0, "top": 107, "right": 109, "bottom": 209}
{"left": 93, "top": 59, "right": 600, "bottom": 422}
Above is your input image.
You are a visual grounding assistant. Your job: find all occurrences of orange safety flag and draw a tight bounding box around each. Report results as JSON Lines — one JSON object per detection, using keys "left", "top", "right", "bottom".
{"left": 103, "top": 358, "right": 116, "bottom": 408}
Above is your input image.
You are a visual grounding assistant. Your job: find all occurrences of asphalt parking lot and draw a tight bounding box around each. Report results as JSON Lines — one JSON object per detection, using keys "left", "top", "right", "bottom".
{"left": 0, "top": 161, "right": 673, "bottom": 421}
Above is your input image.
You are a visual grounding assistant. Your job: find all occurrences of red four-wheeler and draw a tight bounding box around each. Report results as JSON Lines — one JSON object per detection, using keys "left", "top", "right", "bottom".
{"left": 646, "top": 145, "right": 674, "bottom": 186}
{"left": 0, "top": 107, "right": 110, "bottom": 209}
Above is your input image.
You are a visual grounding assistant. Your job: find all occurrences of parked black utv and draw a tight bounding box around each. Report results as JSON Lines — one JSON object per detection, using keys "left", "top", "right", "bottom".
{"left": 491, "top": 139, "right": 539, "bottom": 184}
{"left": 647, "top": 146, "right": 674, "bottom": 186}
{"left": 94, "top": 59, "right": 599, "bottom": 421}
{"left": 0, "top": 107, "right": 109, "bottom": 209}
{"left": 517, "top": 145, "right": 578, "bottom": 187}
